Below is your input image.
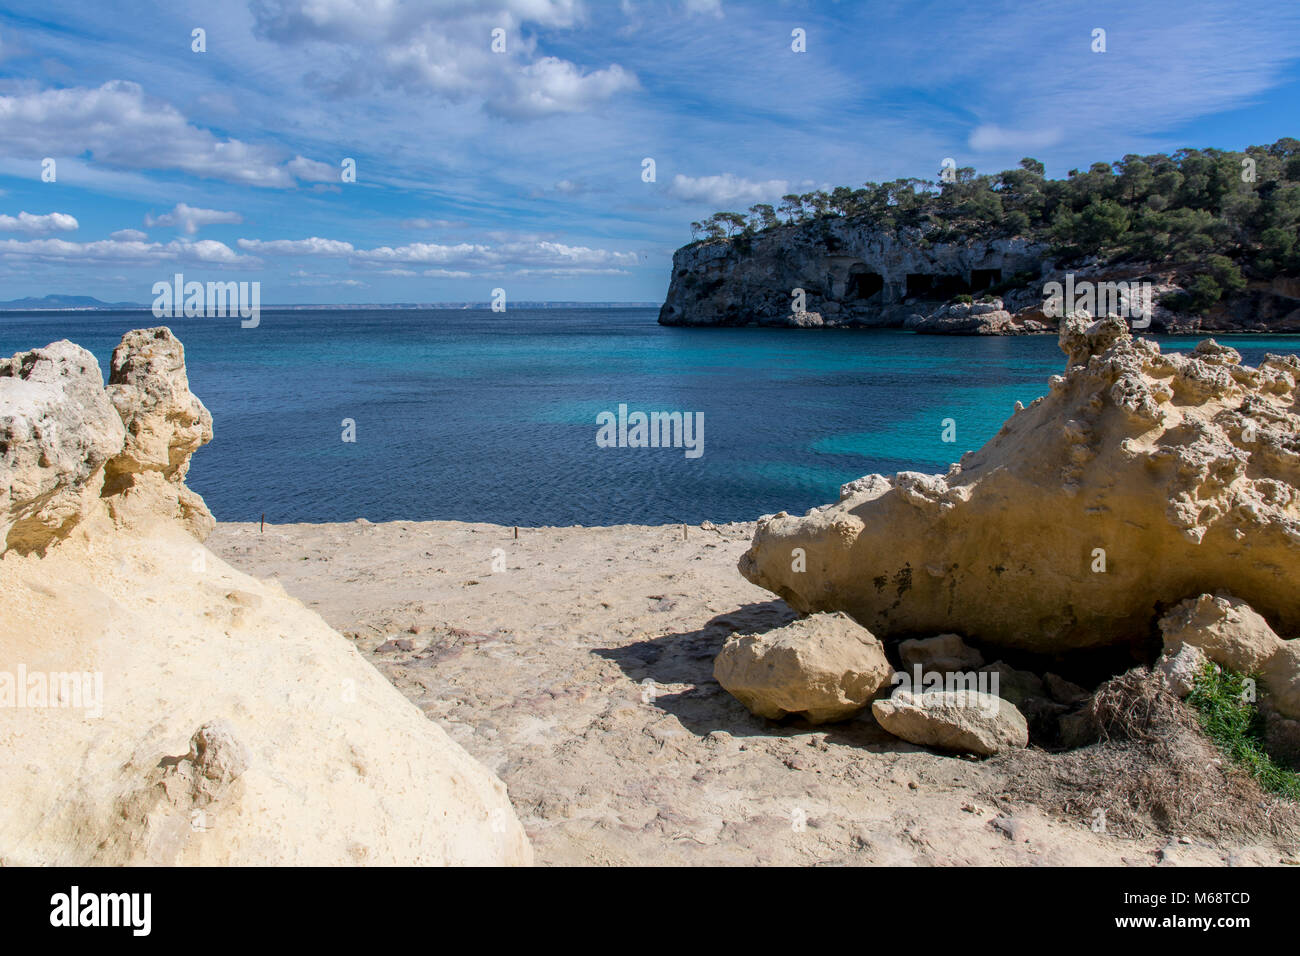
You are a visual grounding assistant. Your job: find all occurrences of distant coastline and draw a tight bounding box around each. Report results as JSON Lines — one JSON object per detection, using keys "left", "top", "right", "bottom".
{"left": 0, "top": 295, "right": 660, "bottom": 313}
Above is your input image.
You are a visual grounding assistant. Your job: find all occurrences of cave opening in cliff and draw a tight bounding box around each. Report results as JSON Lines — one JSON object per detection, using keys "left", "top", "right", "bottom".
{"left": 971, "top": 268, "right": 1002, "bottom": 290}
{"left": 931, "top": 275, "right": 971, "bottom": 299}
{"left": 847, "top": 270, "right": 884, "bottom": 301}
{"left": 908, "top": 273, "right": 973, "bottom": 299}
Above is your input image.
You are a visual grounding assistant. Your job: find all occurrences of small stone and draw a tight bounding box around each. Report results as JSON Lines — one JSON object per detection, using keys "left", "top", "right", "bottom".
{"left": 899, "top": 633, "right": 985, "bottom": 673}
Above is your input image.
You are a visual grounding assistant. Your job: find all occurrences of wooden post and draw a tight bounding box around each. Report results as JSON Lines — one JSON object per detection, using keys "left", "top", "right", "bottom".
{"left": 260, "top": 513, "right": 265, "bottom": 533}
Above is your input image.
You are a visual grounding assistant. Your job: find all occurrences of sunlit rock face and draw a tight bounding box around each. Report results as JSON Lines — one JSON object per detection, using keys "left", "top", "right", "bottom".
{"left": 739, "top": 315, "right": 1300, "bottom": 654}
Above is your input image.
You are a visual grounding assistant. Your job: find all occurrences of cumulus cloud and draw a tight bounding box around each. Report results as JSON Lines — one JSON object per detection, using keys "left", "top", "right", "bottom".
{"left": 488, "top": 58, "right": 637, "bottom": 119}
{"left": 0, "top": 236, "right": 253, "bottom": 266}
{"left": 667, "top": 173, "right": 789, "bottom": 206}
{"left": 0, "top": 211, "right": 78, "bottom": 235}
{"left": 249, "top": 0, "right": 636, "bottom": 118}
{"left": 0, "top": 82, "right": 296, "bottom": 187}
{"left": 110, "top": 228, "right": 148, "bottom": 242}
{"left": 145, "top": 203, "right": 243, "bottom": 235}
{"left": 0, "top": 82, "right": 338, "bottom": 188}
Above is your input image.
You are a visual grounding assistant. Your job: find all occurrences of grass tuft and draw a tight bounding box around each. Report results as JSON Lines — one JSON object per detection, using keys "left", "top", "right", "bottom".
{"left": 1187, "top": 662, "right": 1300, "bottom": 801}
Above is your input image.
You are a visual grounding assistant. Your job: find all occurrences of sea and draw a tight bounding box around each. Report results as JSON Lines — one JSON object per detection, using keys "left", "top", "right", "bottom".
{"left": 1, "top": 308, "right": 1294, "bottom": 526}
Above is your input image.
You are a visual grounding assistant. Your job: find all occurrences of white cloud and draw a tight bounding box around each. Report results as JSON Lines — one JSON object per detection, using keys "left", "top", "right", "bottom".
{"left": 667, "top": 173, "right": 789, "bottom": 206}
{"left": 0, "top": 83, "right": 340, "bottom": 190}
{"left": 0, "top": 82, "right": 299, "bottom": 187}
{"left": 488, "top": 59, "right": 638, "bottom": 119}
{"left": 0, "top": 236, "right": 253, "bottom": 266}
{"left": 234, "top": 233, "right": 637, "bottom": 274}
{"left": 238, "top": 237, "right": 356, "bottom": 255}
{"left": 145, "top": 203, "right": 243, "bottom": 235}
{"left": 0, "top": 211, "right": 78, "bottom": 235}
{"left": 250, "top": 0, "right": 636, "bottom": 119}
{"left": 286, "top": 155, "right": 339, "bottom": 183}
{"left": 110, "top": 228, "right": 148, "bottom": 242}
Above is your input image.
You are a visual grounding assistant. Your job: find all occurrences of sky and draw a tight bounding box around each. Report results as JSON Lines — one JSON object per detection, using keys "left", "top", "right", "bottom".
{"left": 0, "top": 0, "right": 1298, "bottom": 304}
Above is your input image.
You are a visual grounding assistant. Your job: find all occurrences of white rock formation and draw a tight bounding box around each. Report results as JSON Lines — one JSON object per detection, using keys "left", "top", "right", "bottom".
{"left": 0, "top": 328, "right": 532, "bottom": 865}
{"left": 739, "top": 316, "right": 1300, "bottom": 654}
{"left": 713, "top": 611, "right": 893, "bottom": 723}
{"left": 1, "top": 340, "right": 125, "bottom": 555}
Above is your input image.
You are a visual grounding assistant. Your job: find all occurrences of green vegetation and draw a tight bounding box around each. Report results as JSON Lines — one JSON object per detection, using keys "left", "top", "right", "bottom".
{"left": 687, "top": 139, "right": 1300, "bottom": 312}
{"left": 1187, "top": 661, "right": 1300, "bottom": 800}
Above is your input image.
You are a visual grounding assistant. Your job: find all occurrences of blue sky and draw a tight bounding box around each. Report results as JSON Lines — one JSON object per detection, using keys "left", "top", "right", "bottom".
{"left": 0, "top": 0, "right": 1298, "bottom": 304}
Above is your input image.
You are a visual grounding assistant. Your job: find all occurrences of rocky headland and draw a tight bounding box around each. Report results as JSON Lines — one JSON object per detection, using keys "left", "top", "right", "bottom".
{"left": 661, "top": 221, "right": 1300, "bottom": 334}
{"left": 660, "top": 141, "right": 1300, "bottom": 334}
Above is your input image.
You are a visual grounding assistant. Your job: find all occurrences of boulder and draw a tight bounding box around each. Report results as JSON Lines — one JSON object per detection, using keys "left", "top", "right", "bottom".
{"left": 871, "top": 690, "right": 1029, "bottom": 756}
{"left": 714, "top": 611, "right": 893, "bottom": 723}
{"left": 739, "top": 315, "right": 1300, "bottom": 654}
{"left": 1159, "top": 593, "right": 1300, "bottom": 719}
{"left": 899, "top": 633, "right": 984, "bottom": 673}
{"left": 0, "top": 341, "right": 125, "bottom": 555}
{"left": 1155, "top": 642, "right": 1213, "bottom": 698}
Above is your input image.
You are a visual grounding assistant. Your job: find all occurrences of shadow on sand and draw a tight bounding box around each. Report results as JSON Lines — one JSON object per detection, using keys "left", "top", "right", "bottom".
{"left": 594, "top": 600, "right": 907, "bottom": 751}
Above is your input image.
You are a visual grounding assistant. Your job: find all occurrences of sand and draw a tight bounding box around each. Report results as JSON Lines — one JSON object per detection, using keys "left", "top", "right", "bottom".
{"left": 208, "top": 519, "right": 1294, "bottom": 866}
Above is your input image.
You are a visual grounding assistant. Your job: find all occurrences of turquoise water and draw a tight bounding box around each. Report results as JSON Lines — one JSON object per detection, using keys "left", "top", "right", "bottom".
{"left": 1, "top": 308, "right": 1293, "bottom": 525}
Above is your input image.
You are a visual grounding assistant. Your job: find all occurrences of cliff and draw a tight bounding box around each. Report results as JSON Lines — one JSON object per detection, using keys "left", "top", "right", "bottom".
{"left": 659, "top": 218, "right": 1047, "bottom": 328}
{"left": 659, "top": 220, "right": 1300, "bottom": 333}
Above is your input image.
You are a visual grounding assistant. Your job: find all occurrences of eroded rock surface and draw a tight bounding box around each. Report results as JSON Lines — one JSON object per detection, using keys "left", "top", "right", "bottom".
{"left": 740, "top": 316, "right": 1300, "bottom": 654}
{"left": 0, "top": 328, "right": 531, "bottom": 866}
{"left": 0, "top": 341, "right": 125, "bottom": 554}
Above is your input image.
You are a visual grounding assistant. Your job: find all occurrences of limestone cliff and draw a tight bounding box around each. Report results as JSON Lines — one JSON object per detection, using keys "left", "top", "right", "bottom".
{"left": 659, "top": 219, "right": 1047, "bottom": 328}
{"left": 659, "top": 219, "right": 1300, "bottom": 332}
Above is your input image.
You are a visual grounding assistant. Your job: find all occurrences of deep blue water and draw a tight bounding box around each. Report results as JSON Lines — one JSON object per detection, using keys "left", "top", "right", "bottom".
{"left": 2, "top": 308, "right": 1295, "bottom": 525}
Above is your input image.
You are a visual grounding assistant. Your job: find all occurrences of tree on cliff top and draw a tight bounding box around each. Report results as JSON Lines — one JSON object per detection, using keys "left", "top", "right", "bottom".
{"left": 690, "top": 138, "right": 1300, "bottom": 295}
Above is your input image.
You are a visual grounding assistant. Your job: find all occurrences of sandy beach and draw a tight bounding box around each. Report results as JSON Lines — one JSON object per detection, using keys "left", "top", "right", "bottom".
{"left": 209, "top": 518, "right": 1292, "bottom": 866}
